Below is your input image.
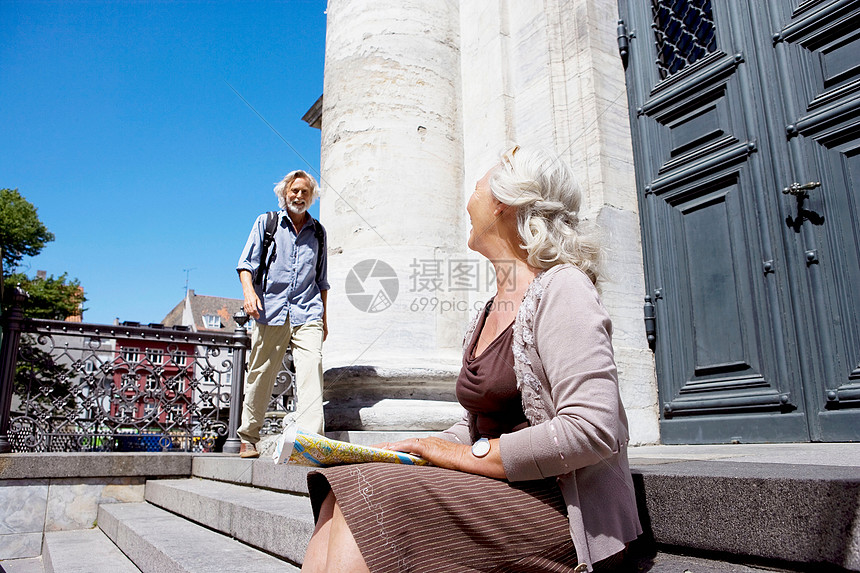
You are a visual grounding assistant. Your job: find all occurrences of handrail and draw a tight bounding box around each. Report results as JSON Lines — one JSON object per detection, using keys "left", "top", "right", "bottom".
{"left": 0, "top": 293, "right": 294, "bottom": 454}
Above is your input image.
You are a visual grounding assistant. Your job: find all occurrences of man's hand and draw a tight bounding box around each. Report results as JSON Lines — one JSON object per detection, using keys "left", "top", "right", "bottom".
{"left": 321, "top": 289, "right": 328, "bottom": 341}
{"left": 238, "top": 270, "right": 262, "bottom": 320}
{"left": 243, "top": 292, "right": 262, "bottom": 320}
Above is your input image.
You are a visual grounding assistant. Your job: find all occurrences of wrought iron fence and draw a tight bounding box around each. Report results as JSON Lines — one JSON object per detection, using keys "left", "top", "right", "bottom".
{"left": 0, "top": 287, "right": 297, "bottom": 453}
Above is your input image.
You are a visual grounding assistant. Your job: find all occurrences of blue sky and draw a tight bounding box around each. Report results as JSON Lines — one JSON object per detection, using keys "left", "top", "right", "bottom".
{"left": 1, "top": 1, "right": 326, "bottom": 324}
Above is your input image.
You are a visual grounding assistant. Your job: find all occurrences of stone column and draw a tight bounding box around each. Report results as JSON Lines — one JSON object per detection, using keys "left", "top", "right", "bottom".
{"left": 320, "top": 0, "right": 467, "bottom": 433}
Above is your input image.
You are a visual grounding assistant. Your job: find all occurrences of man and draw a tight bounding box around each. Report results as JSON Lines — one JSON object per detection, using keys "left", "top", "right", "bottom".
{"left": 236, "top": 170, "right": 329, "bottom": 458}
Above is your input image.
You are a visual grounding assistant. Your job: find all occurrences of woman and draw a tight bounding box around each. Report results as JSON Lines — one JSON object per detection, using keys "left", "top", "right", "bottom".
{"left": 302, "top": 146, "right": 642, "bottom": 572}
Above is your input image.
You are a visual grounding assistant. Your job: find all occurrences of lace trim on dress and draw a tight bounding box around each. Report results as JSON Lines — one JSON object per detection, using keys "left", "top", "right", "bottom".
{"left": 512, "top": 272, "right": 548, "bottom": 426}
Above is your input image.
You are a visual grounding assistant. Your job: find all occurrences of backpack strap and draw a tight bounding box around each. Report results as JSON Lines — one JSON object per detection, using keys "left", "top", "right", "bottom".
{"left": 254, "top": 211, "right": 279, "bottom": 287}
{"left": 311, "top": 217, "right": 326, "bottom": 281}
{"left": 255, "top": 212, "right": 326, "bottom": 288}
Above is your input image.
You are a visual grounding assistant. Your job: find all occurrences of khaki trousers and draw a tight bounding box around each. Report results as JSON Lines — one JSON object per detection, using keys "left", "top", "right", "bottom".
{"left": 237, "top": 320, "right": 325, "bottom": 443}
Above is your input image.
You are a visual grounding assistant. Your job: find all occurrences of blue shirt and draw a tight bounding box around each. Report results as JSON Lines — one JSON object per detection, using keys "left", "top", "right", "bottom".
{"left": 237, "top": 210, "right": 329, "bottom": 326}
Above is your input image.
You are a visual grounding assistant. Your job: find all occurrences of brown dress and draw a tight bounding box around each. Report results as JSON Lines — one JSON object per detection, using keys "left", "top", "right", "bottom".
{"left": 308, "top": 302, "right": 582, "bottom": 572}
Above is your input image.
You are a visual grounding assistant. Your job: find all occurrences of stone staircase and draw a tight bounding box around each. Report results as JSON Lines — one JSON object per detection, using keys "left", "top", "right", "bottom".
{"left": 19, "top": 456, "right": 316, "bottom": 573}
{"left": 1, "top": 443, "right": 859, "bottom": 572}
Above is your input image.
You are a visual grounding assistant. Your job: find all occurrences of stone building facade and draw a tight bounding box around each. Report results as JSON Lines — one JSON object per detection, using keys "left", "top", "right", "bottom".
{"left": 315, "top": 0, "right": 660, "bottom": 444}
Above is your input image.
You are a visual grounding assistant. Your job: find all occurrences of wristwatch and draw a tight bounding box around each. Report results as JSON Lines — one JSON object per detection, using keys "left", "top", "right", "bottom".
{"left": 471, "top": 438, "right": 491, "bottom": 458}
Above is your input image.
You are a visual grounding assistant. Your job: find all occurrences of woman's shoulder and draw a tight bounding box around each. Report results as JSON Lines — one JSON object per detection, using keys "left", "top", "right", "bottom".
{"left": 533, "top": 264, "right": 610, "bottom": 332}
{"left": 539, "top": 263, "right": 597, "bottom": 294}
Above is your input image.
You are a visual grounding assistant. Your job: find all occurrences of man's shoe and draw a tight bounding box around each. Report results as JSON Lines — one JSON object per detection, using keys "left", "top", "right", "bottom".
{"left": 239, "top": 442, "right": 260, "bottom": 459}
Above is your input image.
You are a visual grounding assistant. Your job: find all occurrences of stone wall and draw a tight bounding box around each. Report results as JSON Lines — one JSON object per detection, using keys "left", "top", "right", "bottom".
{"left": 456, "top": 0, "right": 659, "bottom": 444}
{"left": 0, "top": 476, "right": 145, "bottom": 559}
{"left": 0, "top": 453, "right": 191, "bottom": 559}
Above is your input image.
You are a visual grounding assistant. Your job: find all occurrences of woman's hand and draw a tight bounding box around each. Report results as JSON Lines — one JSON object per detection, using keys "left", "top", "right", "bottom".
{"left": 380, "top": 436, "right": 508, "bottom": 480}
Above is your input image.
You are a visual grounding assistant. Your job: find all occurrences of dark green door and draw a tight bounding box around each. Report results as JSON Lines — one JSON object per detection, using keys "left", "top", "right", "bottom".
{"left": 619, "top": 0, "right": 860, "bottom": 442}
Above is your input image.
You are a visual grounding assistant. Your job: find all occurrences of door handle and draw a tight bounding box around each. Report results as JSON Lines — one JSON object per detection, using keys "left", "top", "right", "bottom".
{"left": 782, "top": 181, "right": 820, "bottom": 197}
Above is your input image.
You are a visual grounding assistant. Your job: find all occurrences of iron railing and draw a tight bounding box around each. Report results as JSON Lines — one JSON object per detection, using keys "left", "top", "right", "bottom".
{"left": 0, "top": 287, "right": 296, "bottom": 454}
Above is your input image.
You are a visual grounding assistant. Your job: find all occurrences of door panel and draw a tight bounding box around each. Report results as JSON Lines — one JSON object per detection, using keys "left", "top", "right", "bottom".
{"left": 621, "top": 0, "right": 808, "bottom": 442}
{"left": 620, "top": 0, "right": 860, "bottom": 442}
{"left": 770, "top": 0, "right": 860, "bottom": 440}
{"left": 651, "top": 162, "right": 806, "bottom": 440}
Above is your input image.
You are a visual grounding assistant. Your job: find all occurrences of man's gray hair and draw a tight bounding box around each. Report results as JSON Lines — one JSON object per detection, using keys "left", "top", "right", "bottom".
{"left": 274, "top": 170, "right": 319, "bottom": 209}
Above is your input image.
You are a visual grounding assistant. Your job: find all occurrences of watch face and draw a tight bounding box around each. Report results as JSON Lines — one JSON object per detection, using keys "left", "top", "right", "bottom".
{"left": 472, "top": 438, "right": 490, "bottom": 458}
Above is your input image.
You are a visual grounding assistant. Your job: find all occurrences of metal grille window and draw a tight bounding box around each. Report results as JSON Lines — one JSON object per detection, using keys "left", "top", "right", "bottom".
{"left": 651, "top": 0, "right": 717, "bottom": 79}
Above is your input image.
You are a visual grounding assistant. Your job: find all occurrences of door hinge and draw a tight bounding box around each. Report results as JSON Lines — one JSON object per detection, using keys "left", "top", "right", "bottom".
{"left": 643, "top": 295, "right": 656, "bottom": 349}
{"left": 617, "top": 19, "right": 634, "bottom": 69}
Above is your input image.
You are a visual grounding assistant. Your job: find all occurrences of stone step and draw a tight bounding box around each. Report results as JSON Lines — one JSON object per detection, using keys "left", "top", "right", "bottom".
{"left": 184, "top": 449, "right": 860, "bottom": 571}
{"left": 325, "top": 429, "right": 436, "bottom": 446}
{"left": 191, "top": 454, "right": 313, "bottom": 495}
{"left": 144, "top": 477, "right": 315, "bottom": 564}
{"left": 635, "top": 551, "right": 797, "bottom": 572}
{"left": 134, "top": 474, "right": 791, "bottom": 572}
{"left": 42, "top": 529, "right": 140, "bottom": 573}
{"left": 97, "top": 502, "right": 298, "bottom": 573}
{"left": 0, "top": 541, "right": 805, "bottom": 573}
{"left": 630, "top": 456, "right": 860, "bottom": 571}
{"left": 0, "top": 557, "right": 45, "bottom": 573}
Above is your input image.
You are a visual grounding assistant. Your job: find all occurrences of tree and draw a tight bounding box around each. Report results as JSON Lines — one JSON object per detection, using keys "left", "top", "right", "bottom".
{"left": 0, "top": 188, "right": 86, "bottom": 318}
{"left": 0, "top": 189, "right": 83, "bottom": 426}
{"left": 3, "top": 272, "right": 85, "bottom": 319}
{"left": 0, "top": 188, "right": 54, "bottom": 273}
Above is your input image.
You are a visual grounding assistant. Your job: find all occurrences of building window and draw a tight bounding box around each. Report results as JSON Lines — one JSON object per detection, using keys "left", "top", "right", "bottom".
{"left": 119, "top": 405, "right": 135, "bottom": 421}
{"left": 122, "top": 347, "right": 140, "bottom": 364}
{"left": 146, "top": 348, "right": 164, "bottom": 365}
{"left": 172, "top": 350, "right": 187, "bottom": 367}
{"left": 202, "top": 314, "right": 222, "bottom": 329}
{"left": 223, "top": 348, "right": 234, "bottom": 387}
{"left": 166, "top": 406, "right": 183, "bottom": 424}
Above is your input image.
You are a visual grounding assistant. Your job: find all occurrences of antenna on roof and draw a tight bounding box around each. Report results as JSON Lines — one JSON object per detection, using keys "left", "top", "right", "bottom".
{"left": 183, "top": 268, "right": 196, "bottom": 297}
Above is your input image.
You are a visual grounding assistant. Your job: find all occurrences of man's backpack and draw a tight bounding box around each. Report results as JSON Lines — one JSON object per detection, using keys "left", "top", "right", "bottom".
{"left": 254, "top": 211, "right": 326, "bottom": 287}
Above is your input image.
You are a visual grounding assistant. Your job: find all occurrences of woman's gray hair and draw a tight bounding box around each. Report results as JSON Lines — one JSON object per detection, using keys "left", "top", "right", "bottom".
{"left": 274, "top": 170, "right": 319, "bottom": 209}
{"left": 489, "top": 145, "right": 602, "bottom": 283}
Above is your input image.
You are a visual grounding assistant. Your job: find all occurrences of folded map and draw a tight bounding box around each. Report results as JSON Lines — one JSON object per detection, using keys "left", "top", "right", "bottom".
{"left": 272, "top": 422, "right": 430, "bottom": 467}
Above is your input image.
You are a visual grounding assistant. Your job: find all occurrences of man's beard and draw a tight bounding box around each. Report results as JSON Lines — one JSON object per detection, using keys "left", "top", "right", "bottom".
{"left": 287, "top": 201, "right": 308, "bottom": 215}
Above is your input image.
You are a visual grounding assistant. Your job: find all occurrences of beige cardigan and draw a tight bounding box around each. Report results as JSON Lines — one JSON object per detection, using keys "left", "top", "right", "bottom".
{"left": 441, "top": 264, "right": 642, "bottom": 571}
